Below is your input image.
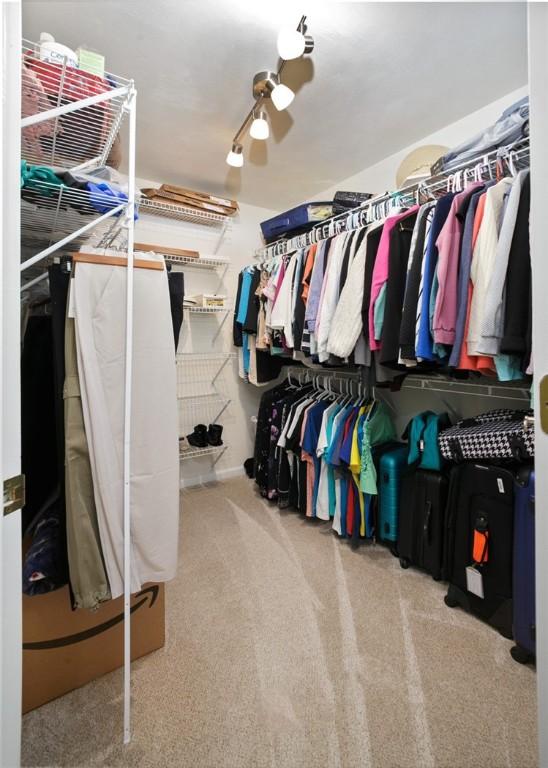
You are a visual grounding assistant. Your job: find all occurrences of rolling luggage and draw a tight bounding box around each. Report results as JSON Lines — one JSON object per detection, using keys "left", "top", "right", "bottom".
{"left": 397, "top": 470, "right": 449, "bottom": 580}
{"left": 369, "top": 441, "right": 402, "bottom": 541}
{"left": 260, "top": 202, "right": 333, "bottom": 243}
{"left": 378, "top": 445, "right": 410, "bottom": 547}
{"left": 444, "top": 463, "right": 514, "bottom": 638}
{"left": 511, "top": 468, "right": 535, "bottom": 664}
{"left": 438, "top": 409, "right": 534, "bottom": 463}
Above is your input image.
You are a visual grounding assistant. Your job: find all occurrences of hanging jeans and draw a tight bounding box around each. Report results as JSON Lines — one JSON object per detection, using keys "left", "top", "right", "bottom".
{"left": 72, "top": 260, "right": 180, "bottom": 599}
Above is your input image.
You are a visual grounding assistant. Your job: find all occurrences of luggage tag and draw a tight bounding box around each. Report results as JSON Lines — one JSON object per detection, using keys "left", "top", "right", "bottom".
{"left": 466, "top": 565, "right": 484, "bottom": 599}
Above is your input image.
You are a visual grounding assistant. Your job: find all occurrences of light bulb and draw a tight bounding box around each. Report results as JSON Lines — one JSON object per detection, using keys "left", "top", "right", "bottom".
{"left": 226, "top": 143, "right": 243, "bottom": 167}
{"left": 271, "top": 82, "right": 295, "bottom": 111}
{"left": 250, "top": 111, "right": 269, "bottom": 140}
{"left": 277, "top": 27, "right": 306, "bottom": 60}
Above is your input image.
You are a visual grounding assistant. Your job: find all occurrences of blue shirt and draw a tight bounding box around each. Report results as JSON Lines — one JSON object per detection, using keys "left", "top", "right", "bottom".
{"left": 302, "top": 401, "right": 330, "bottom": 517}
{"left": 416, "top": 194, "right": 455, "bottom": 361}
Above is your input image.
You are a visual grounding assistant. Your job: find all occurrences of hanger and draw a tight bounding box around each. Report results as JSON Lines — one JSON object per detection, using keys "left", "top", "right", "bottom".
{"left": 72, "top": 251, "right": 164, "bottom": 271}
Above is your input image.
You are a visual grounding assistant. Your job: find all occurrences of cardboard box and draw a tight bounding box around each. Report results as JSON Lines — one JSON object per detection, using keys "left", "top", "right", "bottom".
{"left": 22, "top": 583, "right": 165, "bottom": 713}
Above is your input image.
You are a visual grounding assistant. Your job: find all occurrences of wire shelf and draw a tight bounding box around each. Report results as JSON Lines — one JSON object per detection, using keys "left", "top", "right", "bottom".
{"left": 177, "top": 352, "right": 237, "bottom": 360}
{"left": 185, "top": 305, "right": 230, "bottom": 314}
{"left": 179, "top": 443, "right": 226, "bottom": 460}
{"left": 139, "top": 196, "right": 232, "bottom": 227}
{"left": 21, "top": 39, "right": 132, "bottom": 170}
{"left": 254, "top": 139, "right": 530, "bottom": 260}
{"left": 177, "top": 395, "right": 230, "bottom": 435}
{"left": 163, "top": 254, "right": 230, "bottom": 270}
{"left": 21, "top": 178, "right": 126, "bottom": 269}
{"left": 177, "top": 355, "right": 234, "bottom": 397}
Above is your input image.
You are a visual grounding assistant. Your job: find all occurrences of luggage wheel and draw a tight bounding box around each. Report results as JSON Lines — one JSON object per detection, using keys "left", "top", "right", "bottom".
{"left": 399, "top": 557, "right": 410, "bottom": 570}
{"left": 389, "top": 545, "right": 399, "bottom": 558}
{"left": 510, "top": 644, "right": 533, "bottom": 665}
{"left": 444, "top": 594, "right": 459, "bottom": 608}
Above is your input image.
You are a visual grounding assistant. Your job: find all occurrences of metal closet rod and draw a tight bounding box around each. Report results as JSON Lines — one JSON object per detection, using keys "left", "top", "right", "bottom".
{"left": 284, "top": 366, "right": 530, "bottom": 400}
{"left": 232, "top": 15, "right": 307, "bottom": 145}
{"left": 255, "top": 137, "right": 530, "bottom": 259}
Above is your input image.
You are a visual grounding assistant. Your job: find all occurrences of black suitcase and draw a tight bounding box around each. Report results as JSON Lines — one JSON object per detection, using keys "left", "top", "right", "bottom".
{"left": 397, "top": 469, "right": 449, "bottom": 580}
{"left": 444, "top": 463, "right": 514, "bottom": 638}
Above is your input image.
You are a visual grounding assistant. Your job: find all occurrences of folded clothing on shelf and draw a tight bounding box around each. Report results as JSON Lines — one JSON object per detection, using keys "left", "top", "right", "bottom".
{"left": 20, "top": 162, "right": 137, "bottom": 219}
{"left": 430, "top": 97, "right": 529, "bottom": 175}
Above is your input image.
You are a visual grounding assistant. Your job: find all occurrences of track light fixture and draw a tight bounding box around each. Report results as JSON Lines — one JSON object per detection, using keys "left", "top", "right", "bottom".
{"left": 225, "top": 15, "right": 314, "bottom": 167}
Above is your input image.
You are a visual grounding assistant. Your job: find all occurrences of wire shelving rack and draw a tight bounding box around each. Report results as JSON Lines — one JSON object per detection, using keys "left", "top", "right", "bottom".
{"left": 21, "top": 39, "right": 131, "bottom": 170}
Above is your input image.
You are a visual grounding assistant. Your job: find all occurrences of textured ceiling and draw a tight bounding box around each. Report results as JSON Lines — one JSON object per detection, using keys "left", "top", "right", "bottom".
{"left": 23, "top": 1, "right": 527, "bottom": 209}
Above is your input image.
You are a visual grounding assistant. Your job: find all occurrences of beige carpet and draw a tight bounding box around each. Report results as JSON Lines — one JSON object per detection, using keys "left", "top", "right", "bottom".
{"left": 22, "top": 477, "right": 537, "bottom": 768}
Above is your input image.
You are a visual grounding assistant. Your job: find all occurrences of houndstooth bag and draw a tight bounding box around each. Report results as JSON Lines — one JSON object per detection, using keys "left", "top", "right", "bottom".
{"left": 438, "top": 410, "right": 534, "bottom": 462}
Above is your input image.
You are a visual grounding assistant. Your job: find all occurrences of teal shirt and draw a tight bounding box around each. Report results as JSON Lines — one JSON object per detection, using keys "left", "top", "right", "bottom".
{"left": 359, "top": 403, "right": 397, "bottom": 494}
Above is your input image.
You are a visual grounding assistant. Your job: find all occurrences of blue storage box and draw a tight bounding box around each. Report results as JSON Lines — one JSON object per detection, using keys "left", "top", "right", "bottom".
{"left": 260, "top": 202, "right": 333, "bottom": 243}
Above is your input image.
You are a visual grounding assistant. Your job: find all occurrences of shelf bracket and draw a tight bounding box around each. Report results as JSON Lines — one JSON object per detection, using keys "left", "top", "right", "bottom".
{"left": 211, "top": 311, "right": 230, "bottom": 343}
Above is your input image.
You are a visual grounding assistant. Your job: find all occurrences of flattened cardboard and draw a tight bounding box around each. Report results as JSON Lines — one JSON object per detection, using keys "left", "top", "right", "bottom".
{"left": 145, "top": 189, "right": 234, "bottom": 216}
{"left": 22, "top": 583, "right": 164, "bottom": 713}
{"left": 161, "top": 184, "right": 238, "bottom": 211}
{"left": 134, "top": 242, "right": 200, "bottom": 259}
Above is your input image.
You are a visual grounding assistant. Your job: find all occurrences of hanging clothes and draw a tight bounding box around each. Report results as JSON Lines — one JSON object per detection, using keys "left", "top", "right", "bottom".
{"left": 237, "top": 146, "right": 531, "bottom": 385}
{"left": 252, "top": 376, "right": 397, "bottom": 541}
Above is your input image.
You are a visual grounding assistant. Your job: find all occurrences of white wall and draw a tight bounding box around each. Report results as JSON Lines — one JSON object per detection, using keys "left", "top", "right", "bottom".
{"left": 134, "top": 185, "right": 276, "bottom": 487}
{"left": 311, "top": 86, "right": 528, "bottom": 201}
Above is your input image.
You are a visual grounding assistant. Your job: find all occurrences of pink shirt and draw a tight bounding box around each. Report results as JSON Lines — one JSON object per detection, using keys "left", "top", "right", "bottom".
{"left": 433, "top": 183, "right": 482, "bottom": 345}
{"left": 368, "top": 207, "right": 419, "bottom": 350}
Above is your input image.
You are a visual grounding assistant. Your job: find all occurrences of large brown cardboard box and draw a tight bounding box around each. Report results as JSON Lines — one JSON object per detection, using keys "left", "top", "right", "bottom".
{"left": 22, "top": 583, "right": 165, "bottom": 713}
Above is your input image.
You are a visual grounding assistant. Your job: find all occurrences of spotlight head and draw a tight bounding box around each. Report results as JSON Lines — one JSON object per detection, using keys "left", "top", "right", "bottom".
{"left": 226, "top": 143, "right": 243, "bottom": 167}
{"left": 250, "top": 110, "right": 269, "bottom": 140}
{"left": 253, "top": 70, "right": 295, "bottom": 112}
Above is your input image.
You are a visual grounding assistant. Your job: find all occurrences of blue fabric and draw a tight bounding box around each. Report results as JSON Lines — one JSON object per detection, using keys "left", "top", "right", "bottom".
{"left": 236, "top": 269, "right": 253, "bottom": 325}
{"left": 326, "top": 406, "right": 351, "bottom": 466}
{"left": 495, "top": 353, "right": 524, "bottom": 382}
{"left": 302, "top": 401, "right": 330, "bottom": 517}
{"left": 339, "top": 409, "right": 359, "bottom": 466}
{"left": 416, "top": 193, "right": 456, "bottom": 361}
{"left": 340, "top": 477, "right": 348, "bottom": 538}
{"left": 87, "top": 182, "right": 138, "bottom": 220}
{"left": 326, "top": 406, "right": 343, "bottom": 518}
{"left": 364, "top": 494, "right": 373, "bottom": 538}
{"left": 242, "top": 331, "right": 250, "bottom": 374}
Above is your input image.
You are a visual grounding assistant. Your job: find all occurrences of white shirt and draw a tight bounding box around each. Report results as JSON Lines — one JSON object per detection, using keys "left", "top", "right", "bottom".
{"left": 467, "top": 178, "right": 513, "bottom": 355}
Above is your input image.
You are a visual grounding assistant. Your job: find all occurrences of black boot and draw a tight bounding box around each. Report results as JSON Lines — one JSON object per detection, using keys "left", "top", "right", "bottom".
{"left": 187, "top": 424, "right": 208, "bottom": 448}
{"left": 207, "top": 423, "right": 223, "bottom": 446}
